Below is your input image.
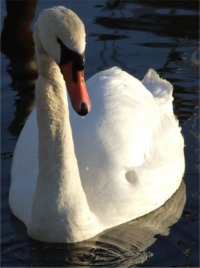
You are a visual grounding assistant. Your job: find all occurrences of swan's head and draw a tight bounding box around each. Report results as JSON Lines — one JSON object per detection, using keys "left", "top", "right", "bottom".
{"left": 35, "top": 6, "right": 91, "bottom": 116}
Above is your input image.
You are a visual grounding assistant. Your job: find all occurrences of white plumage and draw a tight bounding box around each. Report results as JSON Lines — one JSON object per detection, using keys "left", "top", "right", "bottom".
{"left": 9, "top": 6, "right": 185, "bottom": 243}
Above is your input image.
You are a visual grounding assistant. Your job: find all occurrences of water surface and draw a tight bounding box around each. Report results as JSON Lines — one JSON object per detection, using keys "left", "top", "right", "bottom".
{"left": 1, "top": 0, "right": 199, "bottom": 267}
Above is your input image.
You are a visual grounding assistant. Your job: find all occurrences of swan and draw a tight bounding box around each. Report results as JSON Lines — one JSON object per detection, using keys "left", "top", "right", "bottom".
{"left": 9, "top": 6, "right": 185, "bottom": 243}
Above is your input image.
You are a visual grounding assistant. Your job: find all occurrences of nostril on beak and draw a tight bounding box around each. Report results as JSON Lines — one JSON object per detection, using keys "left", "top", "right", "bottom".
{"left": 78, "top": 102, "right": 89, "bottom": 116}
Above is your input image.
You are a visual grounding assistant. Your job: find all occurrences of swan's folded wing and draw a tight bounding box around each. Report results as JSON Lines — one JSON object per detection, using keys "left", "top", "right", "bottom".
{"left": 142, "top": 69, "right": 174, "bottom": 113}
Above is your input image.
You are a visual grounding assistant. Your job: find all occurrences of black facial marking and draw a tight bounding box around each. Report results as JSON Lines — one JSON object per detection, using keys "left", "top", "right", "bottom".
{"left": 57, "top": 37, "right": 86, "bottom": 71}
{"left": 72, "top": 63, "right": 77, "bottom": 83}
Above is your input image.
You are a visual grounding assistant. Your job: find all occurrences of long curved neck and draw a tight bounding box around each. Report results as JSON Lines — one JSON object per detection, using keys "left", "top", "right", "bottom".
{"left": 33, "top": 24, "right": 80, "bottom": 197}
{"left": 36, "top": 49, "right": 77, "bottom": 186}
{"left": 28, "top": 26, "right": 98, "bottom": 243}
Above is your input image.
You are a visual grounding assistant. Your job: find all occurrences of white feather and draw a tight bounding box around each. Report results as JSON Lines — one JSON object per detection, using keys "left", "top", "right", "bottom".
{"left": 9, "top": 6, "right": 185, "bottom": 243}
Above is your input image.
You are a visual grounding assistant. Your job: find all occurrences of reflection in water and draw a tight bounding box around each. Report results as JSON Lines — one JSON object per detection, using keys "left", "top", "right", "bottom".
{"left": 5, "top": 181, "right": 185, "bottom": 267}
{"left": 1, "top": 1, "right": 198, "bottom": 266}
{"left": 1, "top": 0, "right": 198, "bottom": 133}
{"left": 95, "top": 1, "right": 199, "bottom": 123}
{"left": 1, "top": 0, "right": 37, "bottom": 136}
{"left": 102, "top": 0, "right": 198, "bottom": 39}
{"left": 106, "top": 0, "right": 198, "bottom": 13}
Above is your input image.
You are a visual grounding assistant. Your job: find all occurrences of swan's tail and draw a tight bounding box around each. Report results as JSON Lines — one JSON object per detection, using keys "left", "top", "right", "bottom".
{"left": 142, "top": 69, "right": 174, "bottom": 114}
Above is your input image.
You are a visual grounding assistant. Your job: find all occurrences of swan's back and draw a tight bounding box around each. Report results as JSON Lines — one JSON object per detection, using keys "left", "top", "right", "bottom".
{"left": 70, "top": 67, "right": 185, "bottom": 223}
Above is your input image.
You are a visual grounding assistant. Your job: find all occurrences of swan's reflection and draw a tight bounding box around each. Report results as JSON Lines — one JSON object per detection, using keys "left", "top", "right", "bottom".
{"left": 18, "top": 180, "right": 186, "bottom": 267}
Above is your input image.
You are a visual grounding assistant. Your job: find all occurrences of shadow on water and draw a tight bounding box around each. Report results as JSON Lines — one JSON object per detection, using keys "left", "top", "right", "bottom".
{"left": 98, "top": 1, "right": 198, "bottom": 40}
{"left": 95, "top": 0, "right": 199, "bottom": 123}
{"left": 1, "top": 0, "right": 199, "bottom": 267}
{"left": 2, "top": 182, "right": 186, "bottom": 267}
{"left": 1, "top": 0, "right": 38, "bottom": 136}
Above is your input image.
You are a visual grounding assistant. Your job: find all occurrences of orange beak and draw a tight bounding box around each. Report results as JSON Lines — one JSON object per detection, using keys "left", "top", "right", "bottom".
{"left": 60, "top": 61, "right": 91, "bottom": 116}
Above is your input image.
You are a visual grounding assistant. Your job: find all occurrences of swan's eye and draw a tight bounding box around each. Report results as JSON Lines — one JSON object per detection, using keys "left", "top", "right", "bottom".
{"left": 57, "top": 37, "right": 86, "bottom": 70}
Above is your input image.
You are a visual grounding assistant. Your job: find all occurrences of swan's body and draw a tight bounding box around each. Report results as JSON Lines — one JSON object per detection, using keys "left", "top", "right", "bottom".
{"left": 9, "top": 6, "right": 185, "bottom": 243}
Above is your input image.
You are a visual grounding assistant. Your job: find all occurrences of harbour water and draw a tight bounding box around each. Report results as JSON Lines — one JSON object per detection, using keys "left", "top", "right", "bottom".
{"left": 1, "top": 1, "right": 199, "bottom": 267}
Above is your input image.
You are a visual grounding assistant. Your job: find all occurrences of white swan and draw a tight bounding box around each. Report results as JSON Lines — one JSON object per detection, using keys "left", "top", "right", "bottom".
{"left": 9, "top": 6, "right": 185, "bottom": 243}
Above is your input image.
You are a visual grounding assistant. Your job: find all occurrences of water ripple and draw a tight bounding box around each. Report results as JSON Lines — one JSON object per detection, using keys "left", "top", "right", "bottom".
{"left": 1, "top": 181, "right": 186, "bottom": 267}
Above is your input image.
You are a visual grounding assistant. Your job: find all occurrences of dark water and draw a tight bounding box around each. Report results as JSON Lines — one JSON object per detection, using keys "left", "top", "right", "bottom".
{"left": 1, "top": 0, "right": 199, "bottom": 267}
